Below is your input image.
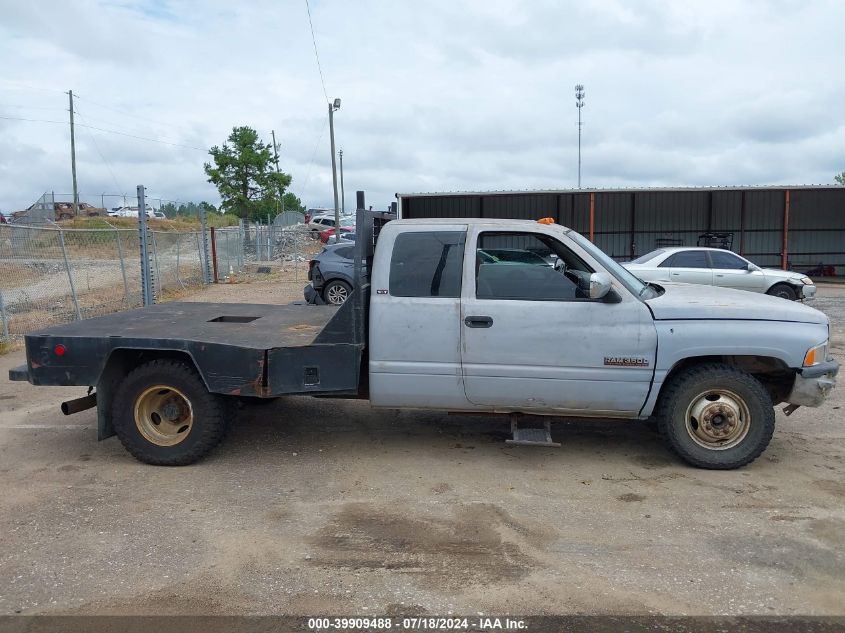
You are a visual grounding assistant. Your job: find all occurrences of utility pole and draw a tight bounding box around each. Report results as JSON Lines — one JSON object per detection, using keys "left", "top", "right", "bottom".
{"left": 328, "top": 98, "right": 341, "bottom": 243}
{"left": 68, "top": 90, "right": 79, "bottom": 215}
{"left": 339, "top": 149, "right": 345, "bottom": 216}
{"left": 575, "top": 84, "right": 585, "bottom": 189}
{"left": 271, "top": 129, "right": 284, "bottom": 215}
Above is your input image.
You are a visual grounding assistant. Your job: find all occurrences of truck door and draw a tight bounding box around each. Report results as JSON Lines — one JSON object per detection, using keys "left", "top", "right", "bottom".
{"left": 368, "top": 225, "right": 470, "bottom": 409}
{"left": 461, "top": 228, "right": 657, "bottom": 415}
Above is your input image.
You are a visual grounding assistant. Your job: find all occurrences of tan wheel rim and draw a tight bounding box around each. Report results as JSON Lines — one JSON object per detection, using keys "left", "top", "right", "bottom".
{"left": 684, "top": 388, "right": 751, "bottom": 450}
{"left": 134, "top": 385, "right": 194, "bottom": 447}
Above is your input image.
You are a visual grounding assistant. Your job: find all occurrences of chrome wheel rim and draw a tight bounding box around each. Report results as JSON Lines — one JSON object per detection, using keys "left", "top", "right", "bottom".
{"left": 134, "top": 385, "right": 193, "bottom": 447}
{"left": 326, "top": 284, "right": 348, "bottom": 305}
{"left": 684, "top": 388, "right": 750, "bottom": 450}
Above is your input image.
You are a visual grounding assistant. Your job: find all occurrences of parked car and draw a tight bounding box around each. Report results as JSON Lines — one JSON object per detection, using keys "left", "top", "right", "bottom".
{"left": 623, "top": 247, "right": 816, "bottom": 301}
{"left": 305, "top": 211, "right": 356, "bottom": 237}
{"left": 305, "top": 215, "right": 337, "bottom": 237}
{"left": 305, "top": 242, "right": 360, "bottom": 305}
{"left": 11, "top": 201, "right": 105, "bottom": 223}
{"left": 108, "top": 206, "right": 161, "bottom": 219}
{"left": 319, "top": 226, "right": 354, "bottom": 243}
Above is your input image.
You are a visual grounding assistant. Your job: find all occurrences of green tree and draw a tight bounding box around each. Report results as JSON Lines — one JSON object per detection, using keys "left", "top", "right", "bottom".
{"left": 204, "top": 126, "right": 292, "bottom": 219}
{"left": 835, "top": 171, "right": 845, "bottom": 185}
{"left": 282, "top": 191, "right": 305, "bottom": 215}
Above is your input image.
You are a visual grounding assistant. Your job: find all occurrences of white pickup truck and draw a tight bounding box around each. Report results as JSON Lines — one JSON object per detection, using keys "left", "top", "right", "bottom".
{"left": 10, "top": 202, "right": 838, "bottom": 470}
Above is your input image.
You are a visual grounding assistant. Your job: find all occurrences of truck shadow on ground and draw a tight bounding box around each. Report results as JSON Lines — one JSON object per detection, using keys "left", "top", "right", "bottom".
{"left": 222, "top": 395, "right": 675, "bottom": 467}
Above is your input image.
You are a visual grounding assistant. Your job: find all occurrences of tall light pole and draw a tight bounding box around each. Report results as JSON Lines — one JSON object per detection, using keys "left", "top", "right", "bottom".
{"left": 575, "top": 84, "right": 585, "bottom": 189}
{"left": 328, "top": 98, "right": 341, "bottom": 243}
{"left": 339, "top": 149, "right": 345, "bottom": 216}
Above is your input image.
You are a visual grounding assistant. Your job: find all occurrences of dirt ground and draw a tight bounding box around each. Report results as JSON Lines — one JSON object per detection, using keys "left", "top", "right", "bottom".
{"left": 0, "top": 282, "right": 842, "bottom": 616}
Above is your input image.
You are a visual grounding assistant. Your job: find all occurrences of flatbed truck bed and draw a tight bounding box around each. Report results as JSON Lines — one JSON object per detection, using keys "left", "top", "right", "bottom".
{"left": 20, "top": 300, "right": 364, "bottom": 398}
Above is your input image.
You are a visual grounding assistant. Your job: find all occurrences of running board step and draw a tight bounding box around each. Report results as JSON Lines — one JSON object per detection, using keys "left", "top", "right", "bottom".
{"left": 506, "top": 416, "right": 560, "bottom": 447}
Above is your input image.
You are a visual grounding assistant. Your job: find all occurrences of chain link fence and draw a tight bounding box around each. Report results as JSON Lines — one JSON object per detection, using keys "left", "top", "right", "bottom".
{"left": 0, "top": 215, "right": 321, "bottom": 341}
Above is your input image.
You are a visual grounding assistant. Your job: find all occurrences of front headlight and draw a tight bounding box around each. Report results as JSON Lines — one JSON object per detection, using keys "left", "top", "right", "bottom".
{"left": 800, "top": 277, "right": 814, "bottom": 285}
{"left": 803, "top": 341, "right": 829, "bottom": 367}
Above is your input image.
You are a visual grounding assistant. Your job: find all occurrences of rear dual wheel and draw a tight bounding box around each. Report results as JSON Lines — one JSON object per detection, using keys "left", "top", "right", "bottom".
{"left": 112, "top": 360, "right": 228, "bottom": 466}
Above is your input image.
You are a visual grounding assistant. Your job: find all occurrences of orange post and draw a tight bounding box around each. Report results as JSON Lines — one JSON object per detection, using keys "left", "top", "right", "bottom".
{"left": 589, "top": 192, "right": 595, "bottom": 242}
{"left": 782, "top": 190, "right": 790, "bottom": 270}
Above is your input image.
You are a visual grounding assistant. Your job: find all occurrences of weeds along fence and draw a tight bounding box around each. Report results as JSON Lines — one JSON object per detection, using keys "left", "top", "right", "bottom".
{"left": 0, "top": 219, "right": 319, "bottom": 341}
{"left": 0, "top": 224, "right": 228, "bottom": 339}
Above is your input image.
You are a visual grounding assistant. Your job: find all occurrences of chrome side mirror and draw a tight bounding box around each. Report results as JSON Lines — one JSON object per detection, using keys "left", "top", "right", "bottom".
{"left": 589, "top": 271, "right": 613, "bottom": 300}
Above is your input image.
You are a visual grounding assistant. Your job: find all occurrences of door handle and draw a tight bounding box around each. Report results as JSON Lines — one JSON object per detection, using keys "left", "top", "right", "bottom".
{"left": 464, "top": 316, "right": 493, "bottom": 328}
{"left": 715, "top": 274, "right": 725, "bottom": 277}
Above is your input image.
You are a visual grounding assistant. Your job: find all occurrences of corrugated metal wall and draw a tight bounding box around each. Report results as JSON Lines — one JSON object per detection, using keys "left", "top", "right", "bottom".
{"left": 399, "top": 187, "right": 845, "bottom": 271}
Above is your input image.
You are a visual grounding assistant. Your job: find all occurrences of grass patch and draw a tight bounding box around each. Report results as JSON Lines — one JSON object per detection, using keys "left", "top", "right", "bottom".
{"left": 64, "top": 214, "right": 240, "bottom": 232}
{"left": 0, "top": 339, "right": 22, "bottom": 356}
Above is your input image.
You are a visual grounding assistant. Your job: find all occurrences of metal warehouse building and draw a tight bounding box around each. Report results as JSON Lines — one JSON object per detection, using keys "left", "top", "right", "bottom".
{"left": 396, "top": 186, "right": 845, "bottom": 273}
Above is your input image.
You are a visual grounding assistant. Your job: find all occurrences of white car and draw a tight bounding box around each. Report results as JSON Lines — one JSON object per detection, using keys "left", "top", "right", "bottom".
{"left": 304, "top": 212, "right": 356, "bottom": 237}
{"left": 623, "top": 247, "right": 816, "bottom": 301}
{"left": 108, "top": 206, "right": 161, "bottom": 219}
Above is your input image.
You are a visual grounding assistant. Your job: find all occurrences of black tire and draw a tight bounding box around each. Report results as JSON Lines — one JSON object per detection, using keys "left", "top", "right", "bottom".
{"left": 112, "top": 359, "right": 228, "bottom": 466}
{"left": 310, "top": 229, "right": 320, "bottom": 240}
{"left": 766, "top": 283, "right": 797, "bottom": 301}
{"left": 656, "top": 363, "right": 775, "bottom": 469}
{"left": 323, "top": 279, "right": 352, "bottom": 305}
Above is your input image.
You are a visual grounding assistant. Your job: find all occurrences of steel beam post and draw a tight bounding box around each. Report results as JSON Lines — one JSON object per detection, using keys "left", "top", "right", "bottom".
{"left": 137, "top": 185, "right": 155, "bottom": 306}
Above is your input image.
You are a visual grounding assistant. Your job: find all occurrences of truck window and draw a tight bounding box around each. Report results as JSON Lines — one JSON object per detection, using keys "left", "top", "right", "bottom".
{"left": 475, "top": 232, "right": 593, "bottom": 301}
{"left": 389, "top": 231, "right": 466, "bottom": 297}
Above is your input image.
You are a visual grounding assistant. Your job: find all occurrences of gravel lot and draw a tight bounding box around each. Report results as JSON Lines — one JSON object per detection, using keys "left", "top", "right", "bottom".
{"left": 0, "top": 283, "right": 842, "bottom": 616}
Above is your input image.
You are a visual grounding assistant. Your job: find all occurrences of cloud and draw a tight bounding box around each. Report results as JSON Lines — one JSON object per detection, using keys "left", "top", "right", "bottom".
{"left": 0, "top": 0, "right": 843, "bottom": 214}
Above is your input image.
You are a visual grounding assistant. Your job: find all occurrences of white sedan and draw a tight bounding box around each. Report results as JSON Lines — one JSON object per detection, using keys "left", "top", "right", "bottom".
{"left": 622, "top": 247, "right": 816, "bottom": 301}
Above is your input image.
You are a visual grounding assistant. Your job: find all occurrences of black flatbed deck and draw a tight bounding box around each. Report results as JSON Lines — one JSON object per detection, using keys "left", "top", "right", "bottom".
{"left": 33, "top": 302, "right": 337, "bottom": 349}
{"left": 21, "top": 300, "right": 365, "bottom": 398}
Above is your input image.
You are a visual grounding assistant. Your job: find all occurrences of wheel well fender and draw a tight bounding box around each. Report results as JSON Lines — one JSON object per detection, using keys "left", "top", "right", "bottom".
{"left": 656, "top": 354, "right": 795, "bottom": 409}
{"left": 96, "top": 349, "right": 206, "bottom": 441}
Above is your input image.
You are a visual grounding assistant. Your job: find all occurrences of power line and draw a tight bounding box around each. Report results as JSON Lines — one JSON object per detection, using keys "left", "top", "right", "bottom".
{"left": 0, "top": 114, "right": 206, "bottom": 151}
{"left": 73, "top": 93, "right": 178, "bottom": 129}
{"left": 0, "top": 102, "right": 67, "bottom": 111}
{"left": 304, "top": 0, "right": 330, "bottom": 103}
{"left": 299, "top": 114, "right": 329, "bottom": 200}
{"left": 0, "top": 114, "right": 65, "bottom": 124}
{"left": 75, "top": 108, "right": 124, "bottom": 193}
{"left": 0, "top": 80, "right": 67, "bottom": 94}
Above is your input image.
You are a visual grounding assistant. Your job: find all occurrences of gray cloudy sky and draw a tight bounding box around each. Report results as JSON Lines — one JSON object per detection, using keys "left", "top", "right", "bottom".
{"left": 1, "top": 0, "right": 843, "bottom": 212}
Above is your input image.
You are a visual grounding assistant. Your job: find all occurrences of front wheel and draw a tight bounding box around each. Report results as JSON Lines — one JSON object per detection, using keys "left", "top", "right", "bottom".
{"left": 112, "top": 359, "right": 228, "bottom": 465}
{"left": 656, "top": 363, "right": 775, "bottom": 469}
{"left": 767, "top": 283, "right": 797, "bottom": 301}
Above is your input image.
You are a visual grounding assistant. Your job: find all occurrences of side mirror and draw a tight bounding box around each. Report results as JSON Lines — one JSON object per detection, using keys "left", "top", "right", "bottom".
{"left": 589, "top": 271, "right": 613, "bottom": 300}
{"left": 746, "top": 263, "right": 759, "bottom": 272}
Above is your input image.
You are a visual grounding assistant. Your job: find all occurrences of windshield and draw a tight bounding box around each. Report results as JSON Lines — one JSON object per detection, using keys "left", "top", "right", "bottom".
{"left": 566, "top": 230, "right": 649, "bottom": 297}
